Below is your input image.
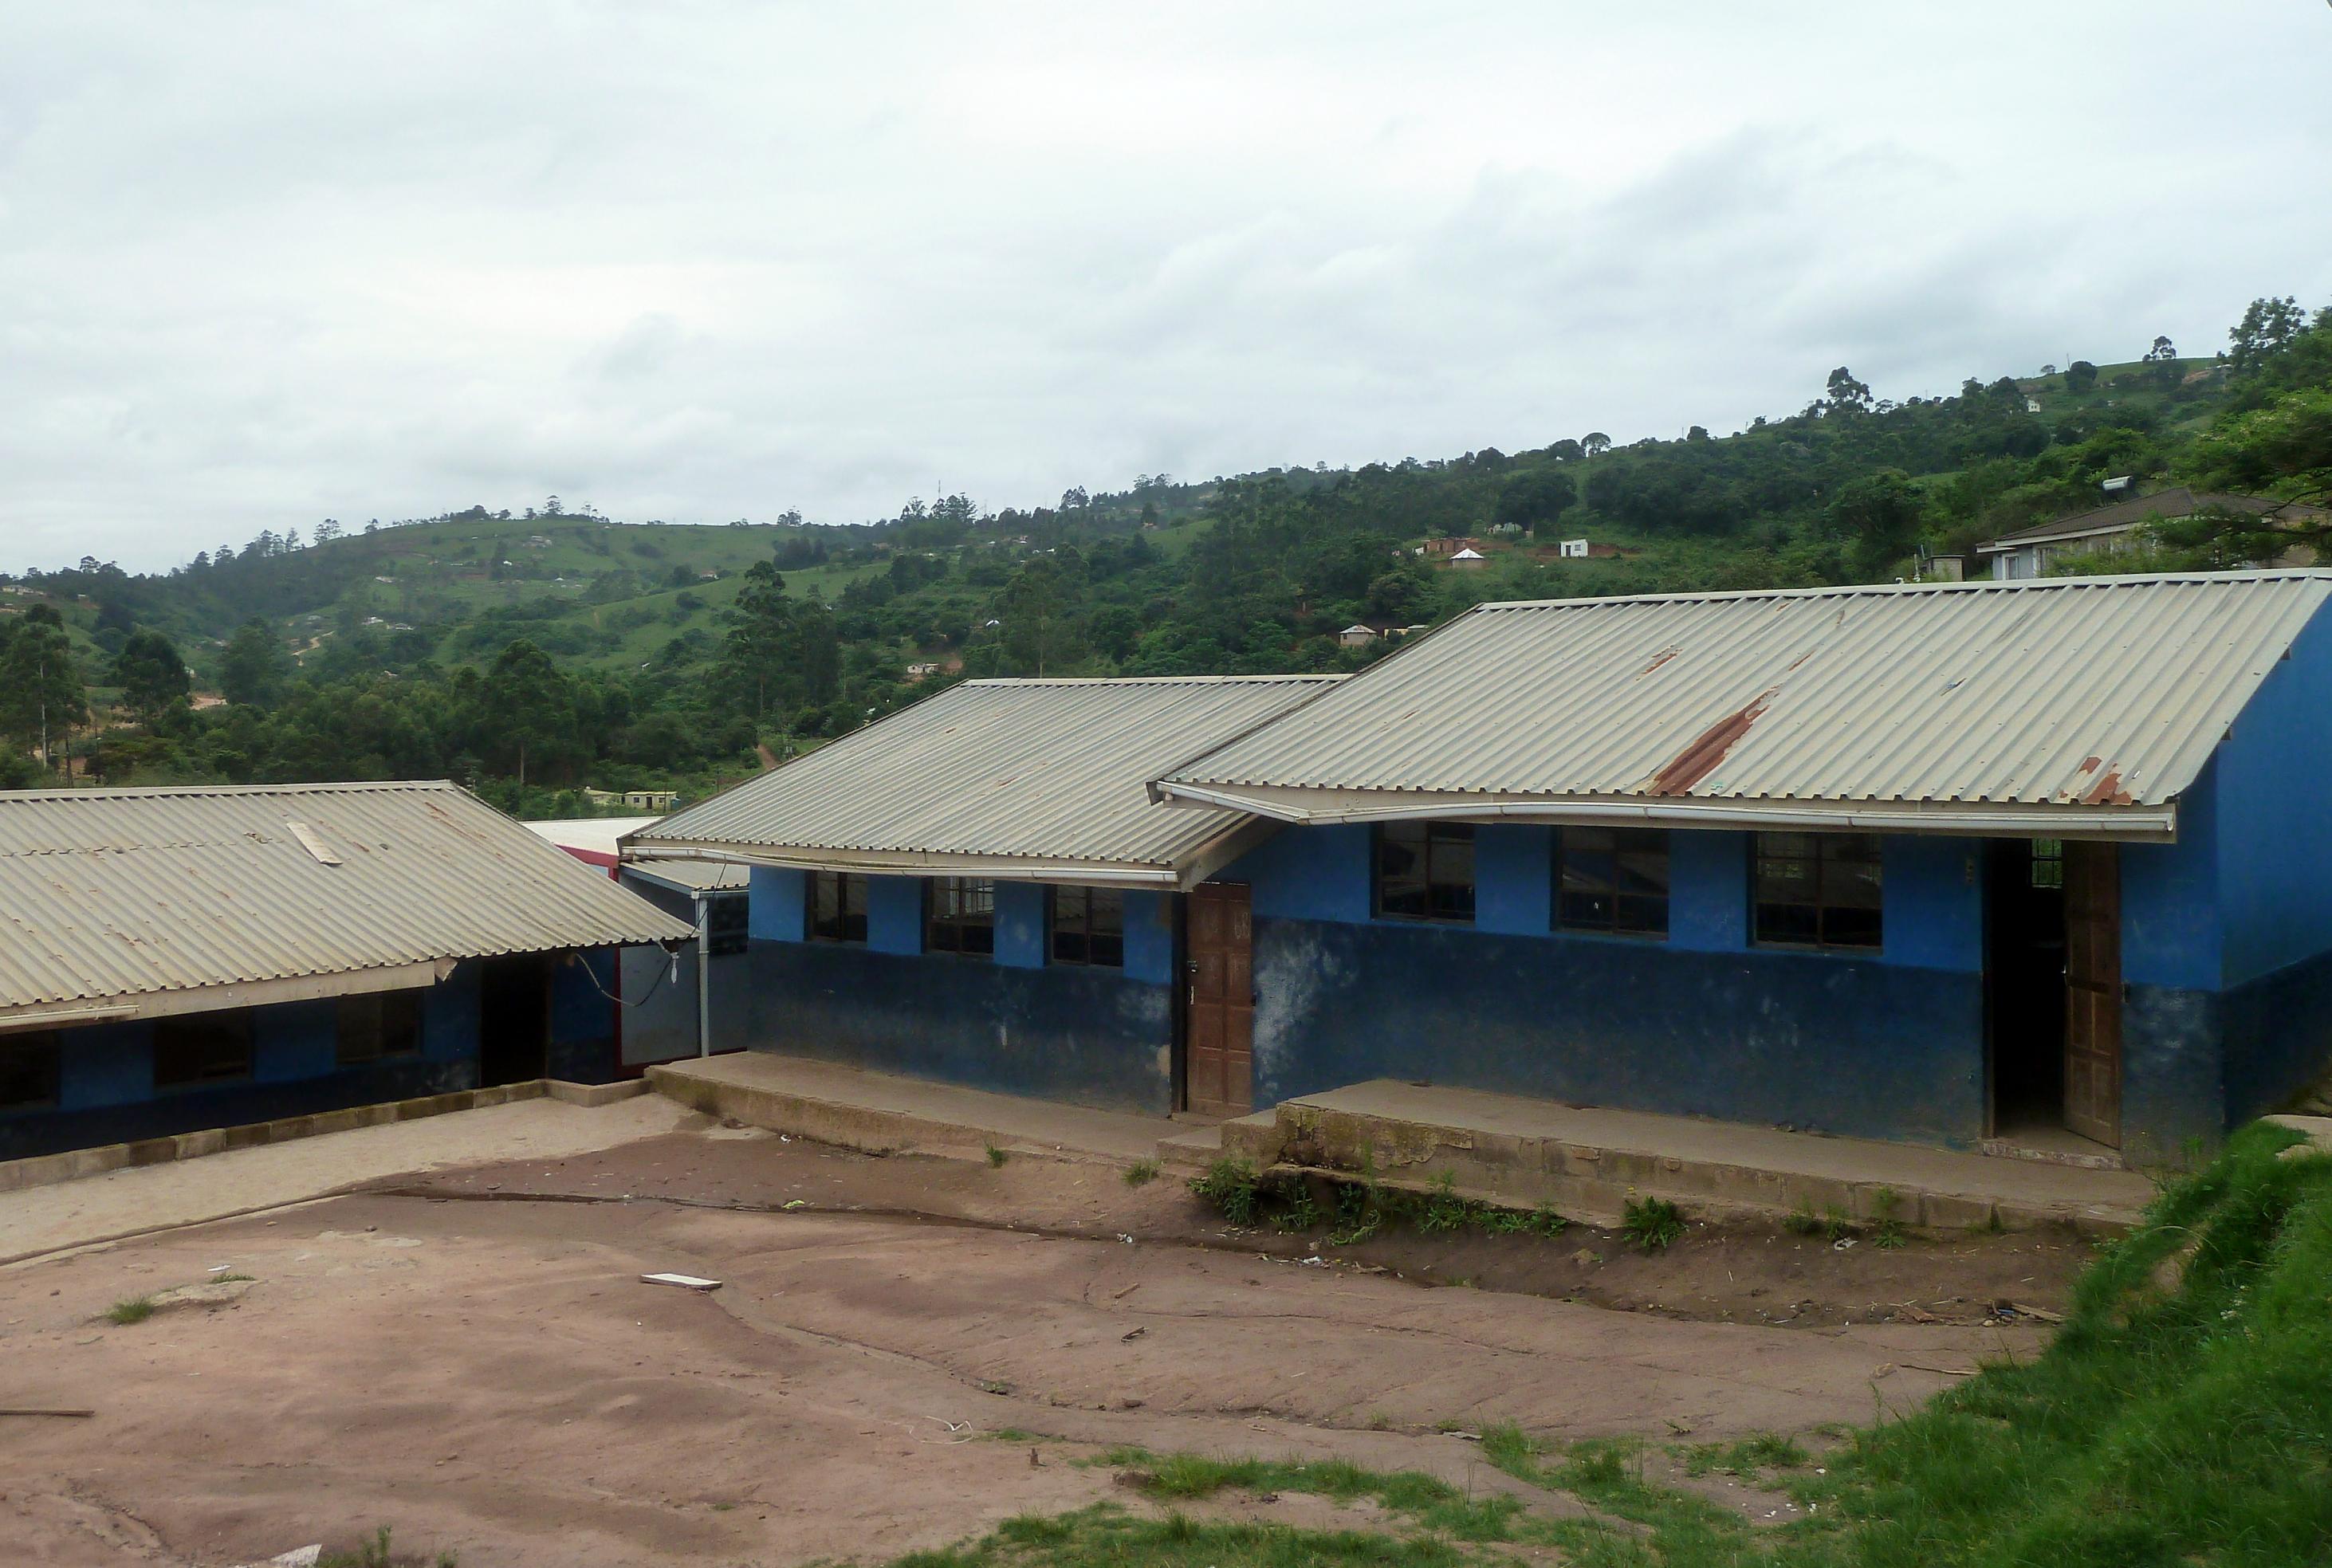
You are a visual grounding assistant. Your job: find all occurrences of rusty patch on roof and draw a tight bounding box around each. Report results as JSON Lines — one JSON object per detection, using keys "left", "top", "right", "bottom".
{"left": 2078, "top": 756, "right": 2102, "bottom": 773}
{"left": 2081, "top": 768, "right": 2134, "bottom": 807}
{"left": 1649, "top": 692, "right": 1774, "bottom": 796}
{"left": 1639, "top": 645, "right": 1680, "bottom": 675}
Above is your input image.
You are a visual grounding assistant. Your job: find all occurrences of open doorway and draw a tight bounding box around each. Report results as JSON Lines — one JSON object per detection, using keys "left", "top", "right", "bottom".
{"left": 1985, "top": 839, "right": 2122, "bottom": 1153}
{"left": 478, "top": 953, "right": 551, "bottom": 1086}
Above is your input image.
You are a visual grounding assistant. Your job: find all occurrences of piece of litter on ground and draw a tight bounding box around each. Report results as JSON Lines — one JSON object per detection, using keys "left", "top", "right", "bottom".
{"left": 781, "top": 1200, "right": 808, "bottom": 1210}
{"left": 642, "top": 1272, "right": 723, "bottom": 1291}
{"left": 1121, "top": 1326, "right": 1146, "bottom": 1342}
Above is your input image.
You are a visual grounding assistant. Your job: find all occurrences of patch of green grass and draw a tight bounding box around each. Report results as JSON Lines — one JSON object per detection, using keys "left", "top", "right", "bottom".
{"left": 1682, "top": 1432, "right": 1812, "bottom": 1478}
{"left": 104, "top": 1295, "right": 155, "bottom": 1325}
{"left": 984, "top": 1142, "right": 1009, "bottom": 1168}
{"left": 1122, "top": 1158, "right": 1159, "bottom": 1188}
{"left": 1621, "top": 1193, "right": 1685, "bottom": 1251}
{"left": 1188, "top": 1157, "right": 1261, "bottom": 1226}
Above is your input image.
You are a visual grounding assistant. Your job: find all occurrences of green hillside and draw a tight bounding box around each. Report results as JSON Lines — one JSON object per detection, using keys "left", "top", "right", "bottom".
{"left": 2, "top": 298, "right": 2326, "bottom": 812}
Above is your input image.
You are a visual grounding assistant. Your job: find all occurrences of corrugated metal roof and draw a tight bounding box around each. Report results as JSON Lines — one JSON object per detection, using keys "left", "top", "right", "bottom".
{"left": 0, "top": 781, "right": 696, "bottom": 1016}
{"left": 1154, "top": 572, "right": 2332, "bottom": 835}
{"left": 629, "top": 676, "right": 1339, "bottom": 883}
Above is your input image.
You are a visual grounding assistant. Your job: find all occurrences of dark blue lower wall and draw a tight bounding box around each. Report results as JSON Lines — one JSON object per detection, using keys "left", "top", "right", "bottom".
{"left": 2220, "top": 943, "right": 2332, "bottom": 1129}
{"left": 0, "top": 948, "right": 639, "bottom": 1163}
{"left": 745, "top": 939, "right": 1173, "bottom": 1114}
{"left": 1248, "top": 915, "right": 1988, "bottom": 1146}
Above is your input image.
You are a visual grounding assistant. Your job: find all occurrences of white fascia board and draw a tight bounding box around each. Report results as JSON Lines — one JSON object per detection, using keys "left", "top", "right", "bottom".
{"left": 0, "top": 957, "right": 458, "bottom": 1035}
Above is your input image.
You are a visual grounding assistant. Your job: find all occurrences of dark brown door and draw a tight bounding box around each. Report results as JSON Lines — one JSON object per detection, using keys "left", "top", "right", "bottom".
{"left": 1184, "top": 883, "right": 1254, "bottom": 1117}
{"left": 2062, "top": 842, "right": 2122, "bottom": 1147}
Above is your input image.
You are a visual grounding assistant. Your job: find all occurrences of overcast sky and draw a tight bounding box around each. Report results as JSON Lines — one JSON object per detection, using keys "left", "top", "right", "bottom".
{"left": 5, "top": 3, "right": 2330, "bottom": 572}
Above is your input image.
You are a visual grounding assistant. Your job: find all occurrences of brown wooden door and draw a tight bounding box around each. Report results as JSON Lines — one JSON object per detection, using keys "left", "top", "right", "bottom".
{"left": 1184, "top": 883, "right": 1254, "bottom": 1117}
{"left": 2062, "top": 841, "right": 2122, "bottom": 1148}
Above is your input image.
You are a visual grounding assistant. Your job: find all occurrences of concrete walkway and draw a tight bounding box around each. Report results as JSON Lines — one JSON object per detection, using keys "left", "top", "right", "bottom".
{"left": 0, "top": 1094, "right": 694, "bottom": 1266}
{"left": 647, "top": 1052, "right": 1176, "bottom": 1164}
{"left": 1228, "top": 1080, "right": 2157, "bottom": 1233}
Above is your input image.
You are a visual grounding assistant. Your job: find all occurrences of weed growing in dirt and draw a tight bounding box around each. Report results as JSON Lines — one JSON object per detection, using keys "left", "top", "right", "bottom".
{"left": 318, "top": 1526, "right": 457, "bottom": 1568}
{"left": 1870, "top": 1187, "right": 1906, "bottom": 1250}
{"left": 985, "top": 1143, "right": 1010, "bottom": 1168}
{"left": 105, "top": 1295, "right": 155, "bottom": 1325}
{"left": 1188, "top": 1157, "right": 1262, "bottom": 1226}
{"left": 1272, "top": 1181, "right": 1320, "bottom": 1232}
{"left": 1418, "top": 1171, "right": 1470, "bottom": 1232}
{"left": 1122, "top": 1159, "right": 1159, "bottom": 1188}
{"left": 1621, "top": 1194, "right": 1685, "bottom": 1250}
{"left": 1786, "top": 1198, "right": 1825, "bottom": 1235}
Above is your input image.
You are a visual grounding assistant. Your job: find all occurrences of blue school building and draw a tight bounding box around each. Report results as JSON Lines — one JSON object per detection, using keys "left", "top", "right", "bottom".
{"left": 629, "top": 573, "right": 2332, "bottom": 1165}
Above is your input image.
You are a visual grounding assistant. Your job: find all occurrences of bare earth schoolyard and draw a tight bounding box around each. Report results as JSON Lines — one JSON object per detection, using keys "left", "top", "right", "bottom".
{"left": 0, "top": 1105, "right": 2077, "bottom": 1566}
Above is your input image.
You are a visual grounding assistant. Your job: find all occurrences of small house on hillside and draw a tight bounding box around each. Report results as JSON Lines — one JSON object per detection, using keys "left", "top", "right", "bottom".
{"left": 625, "top": 572, "right": 2332, "bottom": 1167}
{"left": 0, "top": 783, "right": 693, "bottom": 1161}
{"left": 1446, "top": 548, "right": 1488, "bottom": 570}
{"left": 1978, "top": 487, "right": 2324, "bottom": 580}
{"left": 1419, "top": 536, "right": 1478, "bottom": 559}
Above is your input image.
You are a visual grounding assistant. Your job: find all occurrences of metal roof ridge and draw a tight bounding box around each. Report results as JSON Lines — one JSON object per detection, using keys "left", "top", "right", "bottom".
{"left": 961, "top": 674, "right": 1346, "bottom": 686}
{"left": 0, "top": 779, "right": 455, "bottom": 804}
{"left": 1463, "top": 569, "right": 2332, "bottom": 614}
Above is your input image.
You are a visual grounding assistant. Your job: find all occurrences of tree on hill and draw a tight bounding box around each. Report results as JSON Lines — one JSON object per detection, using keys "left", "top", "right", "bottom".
{"left": 219, "top": 618, "right": 293, "bottom": 706}
{"left": 1493, "top": 468, "right": 1577, "bottom": 532}
{"left": 1826, "top": 366, "right": 1874, "bottom": 411}
{"left": 110, "top": 629, "right": 191, "bottom": 725}
{"left": 2064, "top": 360, "right": 2099, "bottom": 395}
{"left": 0, "top": 603, "right": 88, "bottom": 779}
{"left": 1827, "top": 469, "right": 1927, "bottom": 580}
{"left": 1582, "top": 432, "right": 1612, "bottom": 458}
{"left": 479, "top": 639, "right": 571, "bottom": 788}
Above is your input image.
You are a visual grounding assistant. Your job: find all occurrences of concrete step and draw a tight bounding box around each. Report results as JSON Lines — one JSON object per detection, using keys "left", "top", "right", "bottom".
{"left": 1154, "top": 1122, "right": 1225, "bottom": 1172}
{"left": 1233, "top": 1080, "right": 2153, "bottom": 1236}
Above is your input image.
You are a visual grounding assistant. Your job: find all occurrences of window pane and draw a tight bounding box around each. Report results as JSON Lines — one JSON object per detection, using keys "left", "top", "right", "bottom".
{"left": 1053, "top": 927, "right": 1087, "bottom": 965}
{"left": 1756, "top": 900, "right": 1820, "bottom": 946}
{"left": 1615, "top": 894, "right": 1669, "bottom": 937}
{"left": 1088, "top": 930, "right": 1125, "bottom": 968}
{"left": 155, "top": 1016, "right": 252, "bottom": 1088}
{"left": 1559, "top": 889, "right": 1614, "bottom": 928}
{"left": 1379, "top": 876, "right": 1428, "bottom": 918}
{"left": 0, "top": 1032, "right": 60, "bottom": 1109}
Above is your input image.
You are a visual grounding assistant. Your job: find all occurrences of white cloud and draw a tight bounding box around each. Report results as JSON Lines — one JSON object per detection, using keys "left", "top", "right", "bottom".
{"left": 2, "top": 1, "right": 2330, "bottom": 568}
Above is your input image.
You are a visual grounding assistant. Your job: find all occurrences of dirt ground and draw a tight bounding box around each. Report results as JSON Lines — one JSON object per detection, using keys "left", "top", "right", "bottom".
{"left": 0, "top": 1119, "right": 2079, "bottom": 1567}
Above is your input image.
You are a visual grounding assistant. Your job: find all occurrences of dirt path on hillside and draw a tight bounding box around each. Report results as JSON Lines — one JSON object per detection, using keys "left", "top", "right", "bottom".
{"left": 0, "top": 1129, "right": 2059, "bottom": 1567}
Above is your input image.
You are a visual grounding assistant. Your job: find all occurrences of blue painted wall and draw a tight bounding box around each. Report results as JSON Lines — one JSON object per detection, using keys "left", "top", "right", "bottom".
{"left": 1211, "top": 824, "right": 1988, "bottom": 1145}
{"left": 2204, "top": 605, "right": 2332, "bottom": 1125}
{"left": 740, "top": 869, "right": 1176, "bottom": 1112}
{"left": 548, "top": 949, "right": 619, "bottom": 1083}
{"left": 749, "top": 867, "right": 806, "bottom": 942}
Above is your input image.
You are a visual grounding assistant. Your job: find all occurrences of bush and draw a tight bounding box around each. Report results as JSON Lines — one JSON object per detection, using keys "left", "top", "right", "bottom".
{"left": 1621, "top": 1194, "right": 1685, "bottom": 1251}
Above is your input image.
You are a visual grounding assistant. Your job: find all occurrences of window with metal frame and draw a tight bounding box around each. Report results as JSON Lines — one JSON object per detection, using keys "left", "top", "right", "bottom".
{"left": 1374, "top": 820, "right": 1476, "bottom": 923}
{"left": 808, "top": 870, "right": 869, "bottom": 944}
{"left": 1752, "top": 832, "right": 1883, "bottom": 950}
{"left": 2029, "top": 839, "right": 2065, "bottom": 890}
{"left": 926, "top": 877, "right": 996, "bottom": 957}
{"left": 1555, "top": 826, "right": 1670, "bottom": 937}
{"left": 1051, "top": 886, "right": 1125, "bottom": 968}
{"left": 336, "top": 990, "right": 423, "bottom": 1066}
{"left": 0, "top": 1031, "right": 61, "bottom": 1110}
{"left": 153, "top": 1014, "right": 254, "bottom": 1089}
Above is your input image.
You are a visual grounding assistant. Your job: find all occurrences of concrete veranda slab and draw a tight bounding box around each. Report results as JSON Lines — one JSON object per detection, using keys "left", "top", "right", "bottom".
{"left": 647, "top": 1051, "right": 1176, "bottom": 1164}
{"left": 1231, "top": 1079, "right": 2158, "bottom": 1232}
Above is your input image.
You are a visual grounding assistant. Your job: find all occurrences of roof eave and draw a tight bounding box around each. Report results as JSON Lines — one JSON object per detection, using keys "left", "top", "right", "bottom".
{"left": 1151, "top": 781, "right": 2181, "bottom": 842}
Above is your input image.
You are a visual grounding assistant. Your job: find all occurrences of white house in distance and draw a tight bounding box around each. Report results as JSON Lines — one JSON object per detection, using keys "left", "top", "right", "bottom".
{"left": 1448, "top": 548, "right": 1488, "bottom": 571}
{"left": 1979, "top": 485, "right": 2325, "bottom": 580}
